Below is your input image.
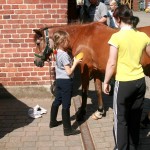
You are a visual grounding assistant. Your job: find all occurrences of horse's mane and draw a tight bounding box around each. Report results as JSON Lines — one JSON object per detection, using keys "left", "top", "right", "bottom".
{"left": 40, "top": 22, "right": 108, "bottom": 31}
{"left": 33, "top": 22, "right": 116, "bottom": 43}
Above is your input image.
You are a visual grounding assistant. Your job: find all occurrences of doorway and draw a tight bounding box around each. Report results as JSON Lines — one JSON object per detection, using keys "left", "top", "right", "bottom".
{"left": 68, "top": 0, "right": 81, "bottom": 23}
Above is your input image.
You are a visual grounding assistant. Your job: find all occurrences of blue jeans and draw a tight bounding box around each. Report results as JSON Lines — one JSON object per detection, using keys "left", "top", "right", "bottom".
{"left": 52, "top": 79, "right": 73, "bottom": 109}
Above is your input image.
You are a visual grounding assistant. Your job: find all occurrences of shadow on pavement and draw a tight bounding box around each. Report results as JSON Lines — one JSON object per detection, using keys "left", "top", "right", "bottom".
{"left": 0, "top": 84, "right": 34, "bottom": 139}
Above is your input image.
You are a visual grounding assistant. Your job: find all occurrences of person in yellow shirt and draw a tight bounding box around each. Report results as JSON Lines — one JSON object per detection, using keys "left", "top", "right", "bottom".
{"left": 103, "top": 4, "right": 150, "bottom": 150}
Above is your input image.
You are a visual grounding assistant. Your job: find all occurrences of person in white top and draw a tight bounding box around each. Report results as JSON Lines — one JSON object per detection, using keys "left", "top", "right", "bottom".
{"left": 107, "top": 0, "right": 118, "bottom": 28}
{"left": 80, "top": 0, "right": 108, "bottom": 24}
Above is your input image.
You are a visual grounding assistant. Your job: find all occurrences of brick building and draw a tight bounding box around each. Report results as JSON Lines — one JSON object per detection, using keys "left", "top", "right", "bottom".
{"left": 0, "top": 0, "right": 68, "bottom": 93}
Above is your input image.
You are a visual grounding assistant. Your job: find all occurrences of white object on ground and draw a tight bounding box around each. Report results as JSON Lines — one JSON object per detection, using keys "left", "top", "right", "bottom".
{"left": 28, "top": 105, "right": 47, "bottom": 118}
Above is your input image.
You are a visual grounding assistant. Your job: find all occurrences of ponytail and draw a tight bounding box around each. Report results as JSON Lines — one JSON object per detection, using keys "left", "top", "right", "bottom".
{"left": 131, "top": 16, "right": 139, "bottom": 28}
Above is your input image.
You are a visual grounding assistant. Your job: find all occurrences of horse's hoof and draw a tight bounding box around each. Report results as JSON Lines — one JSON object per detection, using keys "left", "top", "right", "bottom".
{"left": 91, "top": 110, "right": 105, "bottom": 120}
{"left": 91, "top": 113, "right": 102, "bottom": 120}
{"left": 91, "top": 112, "right": 102, "bottom": 120}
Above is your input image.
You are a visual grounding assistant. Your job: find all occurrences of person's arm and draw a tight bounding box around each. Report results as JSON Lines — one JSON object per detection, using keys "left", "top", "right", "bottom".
{"left": 64, "top": 57, "right": 82, "bottom": 76}
{"left": 103, "top": 45, "right": 118, "bottom": 94}
{"left": 98, "top": 3, "right": 107, "bottom": 23}
{"left": 146, "top": 44, "right": 150, "bottom": 57}
{"left": 99, "top": 16, "right": 107, "bottom": 23}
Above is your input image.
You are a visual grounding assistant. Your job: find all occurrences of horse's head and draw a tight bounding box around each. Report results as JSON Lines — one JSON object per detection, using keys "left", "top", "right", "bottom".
{"left": 33, "top": 28, "right": 54, "bottom": 67}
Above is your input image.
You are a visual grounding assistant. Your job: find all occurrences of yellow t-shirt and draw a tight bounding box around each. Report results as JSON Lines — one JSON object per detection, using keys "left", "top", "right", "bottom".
{"left": 108, "top": 28, "right": 150, "bottom": 81}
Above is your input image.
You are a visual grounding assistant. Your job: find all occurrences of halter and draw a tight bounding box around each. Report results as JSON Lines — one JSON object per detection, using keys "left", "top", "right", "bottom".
{"left": 34, "top": 28, "right": 53, "bottom": 60}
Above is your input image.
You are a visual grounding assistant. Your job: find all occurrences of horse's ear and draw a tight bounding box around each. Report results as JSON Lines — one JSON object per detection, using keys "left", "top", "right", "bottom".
{"left": 33, "top": 29, "right": 43, "bottom": 37}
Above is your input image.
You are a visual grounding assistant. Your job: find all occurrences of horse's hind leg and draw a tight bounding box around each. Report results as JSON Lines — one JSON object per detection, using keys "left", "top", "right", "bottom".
{"left": 92, "top": 77, "right": 105, "bottom": 120}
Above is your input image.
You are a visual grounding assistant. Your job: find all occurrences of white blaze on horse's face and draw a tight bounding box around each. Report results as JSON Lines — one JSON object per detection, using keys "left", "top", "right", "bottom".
{"left": 34, "top": 36, "right": 46, "bottom": 67}
{"left": 33, "top": 29, "right": 45, "bottom": 55}
{"left": 36, "top": 37, "right": 45, "bottom": 52}
{"left": 35, "top": 37, "right": 45, "bottom": 56}
{"left": 49, "top": 38, "right": 54, "bottom": 49}
{"left": 33, "top": 29, "right": 46, "bottom": 67}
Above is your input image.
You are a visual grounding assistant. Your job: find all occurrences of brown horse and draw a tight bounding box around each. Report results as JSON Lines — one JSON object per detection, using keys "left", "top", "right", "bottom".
{"left": 33, "top": 22, "right": 150, "bottom": 121}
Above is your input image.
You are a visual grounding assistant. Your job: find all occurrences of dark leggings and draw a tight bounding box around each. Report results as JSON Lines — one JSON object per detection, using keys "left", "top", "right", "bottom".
{"left": 52, "top": 79, "right": 73, "bottom": 109}
{"left": 113, "top": 77, "right": 146, "bottom": 150}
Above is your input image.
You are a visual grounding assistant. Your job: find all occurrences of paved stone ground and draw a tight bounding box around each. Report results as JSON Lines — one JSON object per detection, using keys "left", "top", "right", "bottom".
{"left": 0, "top": 11, "right": 150, "bottom": 150}
{"left": 0, "top": 97, "right": 83, "bottom": 150}
{"left": 0, "top": 78, "right": 150, "bottom": 150}
{"left": 133, "top": 11, "right": 150, "bottom": 27}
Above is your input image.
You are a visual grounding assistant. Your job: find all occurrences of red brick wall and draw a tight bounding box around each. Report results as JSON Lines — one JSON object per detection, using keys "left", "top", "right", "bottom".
{"left": 133, "top": 0, "right": 139, "bottom": 11}
{"left": 133, "top": 0, "right": 149, "bottom": 11}
{"left": 145, "top": 0, "right": 149, "bottom": 9}
{"left": 0, "top": 0, "right": 67, "bottom": 86}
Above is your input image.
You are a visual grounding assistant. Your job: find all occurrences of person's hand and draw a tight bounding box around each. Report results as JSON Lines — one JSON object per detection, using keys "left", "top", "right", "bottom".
{"left": 103, "top": 83, "right": 111, "bottom": 95}
{"left": 73, "top": 57, "right": 82, "bottom": 64}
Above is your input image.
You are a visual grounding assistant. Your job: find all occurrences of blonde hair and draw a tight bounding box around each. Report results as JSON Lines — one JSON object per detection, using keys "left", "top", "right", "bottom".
{"left": 110, "top": 0, "right": 117, "bottom": 6}
{"left": 52, "top": 30, "right": 70, "bottom": 49}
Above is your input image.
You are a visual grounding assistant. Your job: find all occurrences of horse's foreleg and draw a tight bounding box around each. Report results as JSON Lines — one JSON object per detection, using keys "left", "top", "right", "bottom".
{"left": 81, "top": 80, "right": 89, "bottom": 109}
{"left": 92, "top": 78, "right": 105, "bottom": 120}
{"left": 76, "top": 67, "right": 89, "bottom": 121}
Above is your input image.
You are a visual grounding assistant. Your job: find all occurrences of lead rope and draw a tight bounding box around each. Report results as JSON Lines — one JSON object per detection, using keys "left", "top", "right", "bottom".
{"left": 49, "top": 50, "right": 57, "bottom": 96}
{"left": 49, "top": 51, "right": 56, "bottom": 86}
